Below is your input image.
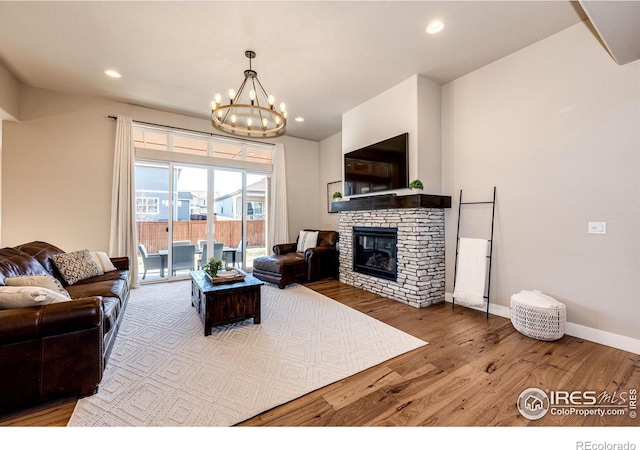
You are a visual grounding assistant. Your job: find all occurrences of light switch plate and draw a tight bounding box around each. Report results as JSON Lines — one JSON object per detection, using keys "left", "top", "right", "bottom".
{"left": 588, "top": 222, "right": 606, "bottom": 234}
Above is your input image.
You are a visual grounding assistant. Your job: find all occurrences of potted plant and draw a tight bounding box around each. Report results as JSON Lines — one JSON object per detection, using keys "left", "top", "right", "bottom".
{"left": 332, "top": 191, "right": 343, "bottom": 201}
{"left": 203, "top": 257, "right": 223, "bottom": 279}
{"left": 409, "top": 179, "right": 424, "bottom": 191}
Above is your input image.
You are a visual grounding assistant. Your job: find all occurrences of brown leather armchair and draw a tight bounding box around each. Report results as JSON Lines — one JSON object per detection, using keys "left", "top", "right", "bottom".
{"left": 253, "top": 230, "right": 339, "bottom": 289}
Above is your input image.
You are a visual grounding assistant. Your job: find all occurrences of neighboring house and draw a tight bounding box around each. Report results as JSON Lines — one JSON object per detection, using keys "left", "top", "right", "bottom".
{"left": 214, "top": 178, "right": 266, "bottom": 220}
{"left": 190, "top": 191, "right": 207, "bottom": 219}
{"left": 135, "top": 165, "right": 192, "bottom": 222}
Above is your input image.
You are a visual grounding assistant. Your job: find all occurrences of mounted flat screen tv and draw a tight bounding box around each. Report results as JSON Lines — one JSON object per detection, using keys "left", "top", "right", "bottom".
{"left": 344, "top": 133, "right": 409, "bottom": 196}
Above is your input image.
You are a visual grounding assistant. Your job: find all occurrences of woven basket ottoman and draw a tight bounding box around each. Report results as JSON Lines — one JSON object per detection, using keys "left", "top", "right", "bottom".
{"left": 510, "top": 290, "right": 566, "bottom": 341}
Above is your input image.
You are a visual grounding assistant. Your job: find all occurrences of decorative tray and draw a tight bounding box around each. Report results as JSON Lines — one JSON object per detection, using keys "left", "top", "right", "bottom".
{"left": 205, "top": 269, "right": 246, "bottom": 284}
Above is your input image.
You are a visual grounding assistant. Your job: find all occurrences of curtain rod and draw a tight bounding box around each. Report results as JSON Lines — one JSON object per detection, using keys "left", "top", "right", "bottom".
{"left": 106, "top": 115, "right": 276, "bottom": 146}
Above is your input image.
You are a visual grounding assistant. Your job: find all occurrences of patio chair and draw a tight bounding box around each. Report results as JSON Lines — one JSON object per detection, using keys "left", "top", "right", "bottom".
{"left": 198, "top": 242, "right": 223, "bottom": 269}
{"left": 234, "top": 240, "right": 248, "bottom": 268}
{"left": 138, "top": 243, "right": 164, "bottom": 279}
{"left": 172, "top": 244, "right": 196, "bottom": 275}
{"left": 213, "top": 242, "right": 224, "bottom": 261}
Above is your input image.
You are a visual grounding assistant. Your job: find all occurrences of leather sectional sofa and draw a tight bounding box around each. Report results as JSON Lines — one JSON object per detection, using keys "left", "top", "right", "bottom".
{"left": 0, "top": 241, "right": 130, "bottom": 415}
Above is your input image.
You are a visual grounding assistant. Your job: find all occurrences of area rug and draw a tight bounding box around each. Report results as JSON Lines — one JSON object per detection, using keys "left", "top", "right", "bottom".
{"left": 68, "top": 280, "right": 427, "bottom": 427}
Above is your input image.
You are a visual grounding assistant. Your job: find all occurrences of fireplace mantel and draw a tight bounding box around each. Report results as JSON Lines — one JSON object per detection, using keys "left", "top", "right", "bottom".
{"left": 331, "top": 193, "right": 451, "bottom": 212}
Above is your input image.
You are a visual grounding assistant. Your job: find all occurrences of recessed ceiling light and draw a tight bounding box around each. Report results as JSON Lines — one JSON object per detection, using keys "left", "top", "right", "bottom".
{"left": 104, "top": 69, "right": 122, "bottom": 78}
{"left": 295, "top": 117, "right": 304, "bottom": 122}
{"left": 425, "top": 20, "right": 445, "bottom": 35}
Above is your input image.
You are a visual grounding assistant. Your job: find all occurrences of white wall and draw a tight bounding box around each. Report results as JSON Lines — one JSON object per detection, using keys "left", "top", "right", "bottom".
{"left": 0, "top": 60, "right": 19, "bottom": 121}
{"left": 280, "top": 135, "right": 321, "bottom": 242}
{"left": 442, "top": 22, "right": 640, "bottom": 345}
{"left": 417, "top": 75, "right": 442, "bottom": 194}
{"left": 342, "top": 74, "right": 441, "bottom": 194}
{"left": 1, "top": 85, "right": 319, "bottom": 251}
{"left": 0, "top": 60, "right": 20, "bottom": 245}
{"left": 318, "top": 132, "right": 342, "bottom": 231}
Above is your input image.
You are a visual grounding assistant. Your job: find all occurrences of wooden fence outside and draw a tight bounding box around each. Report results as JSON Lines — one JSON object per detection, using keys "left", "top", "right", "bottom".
{"left": 137, "top": 220, "right": 265, "bottom": 254}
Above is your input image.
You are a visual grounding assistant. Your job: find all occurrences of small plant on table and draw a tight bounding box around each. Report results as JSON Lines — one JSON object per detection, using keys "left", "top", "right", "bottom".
{"left": 204, "top": 257, "right": 223, "bottom": 278}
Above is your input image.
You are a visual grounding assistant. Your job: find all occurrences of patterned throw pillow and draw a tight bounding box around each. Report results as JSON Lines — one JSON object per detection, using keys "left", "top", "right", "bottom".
{"left": 4, "top": 274, "right": 71, "bottom": 299}
{"left": 52, "top": 249, "right": 104, "bottom": 285}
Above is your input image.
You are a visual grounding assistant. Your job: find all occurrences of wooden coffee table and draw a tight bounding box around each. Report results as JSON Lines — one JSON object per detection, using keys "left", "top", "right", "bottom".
{"left": 190, "top": 270, "right": 263, "bottom": 336}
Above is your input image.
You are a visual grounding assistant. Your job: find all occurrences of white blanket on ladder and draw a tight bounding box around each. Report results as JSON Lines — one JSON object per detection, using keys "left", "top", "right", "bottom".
{"left": 453, "top": 238, "right": 489, "bottom": 308}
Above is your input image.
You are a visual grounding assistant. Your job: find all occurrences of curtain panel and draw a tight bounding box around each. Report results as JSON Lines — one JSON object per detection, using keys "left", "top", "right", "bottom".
{"left": 109, "top": 115, "right": 140, "bottom": 288}
{"left": 268, "top": 143, "right": 289, "bottom": 252}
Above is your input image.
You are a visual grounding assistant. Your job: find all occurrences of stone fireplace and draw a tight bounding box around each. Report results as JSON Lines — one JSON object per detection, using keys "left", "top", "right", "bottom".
{"left": 333, "top": 194, "right": 451, "bottom": 308}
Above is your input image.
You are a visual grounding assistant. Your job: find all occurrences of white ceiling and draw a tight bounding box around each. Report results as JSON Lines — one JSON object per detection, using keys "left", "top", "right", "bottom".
{"left": 0, "top": 1, "right": 625, "bottom": 142}
{"left": 579, "top": 1, "right": 640, "bottom": 66}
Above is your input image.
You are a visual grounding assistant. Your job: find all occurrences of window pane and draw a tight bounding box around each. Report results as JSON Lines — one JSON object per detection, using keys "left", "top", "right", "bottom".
{"left": 135, "top": 197, "right": 159, "bottom": 215}
{"left": 245, "top": 173, "right": 269, "bottom": 269}
{"left": 246, "top": 147, "right": 273, "bottom": 164}
{"left": 212, "top": 142, "right": 242, "bottom": 160}
{"left": 133, "top": 129, "right": 168, "bottom": 151}
{"left": 173, "top": 135, "right": 208, "bottom": 156}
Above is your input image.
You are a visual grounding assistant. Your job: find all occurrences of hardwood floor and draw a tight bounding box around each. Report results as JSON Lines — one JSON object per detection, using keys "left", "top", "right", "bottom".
{"left": 2, "top": 279, "right": 638, "bottom": 427}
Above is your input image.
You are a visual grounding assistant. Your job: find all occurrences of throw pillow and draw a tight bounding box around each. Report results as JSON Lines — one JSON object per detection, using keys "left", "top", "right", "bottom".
{"left": 4, "top": 274, "right": 71, "bottom": 299}
{"left": 52, "top": 249, "right": 104, "bottom": 285}
{"left": 296, "top": 230, "right": 319, "bottom": 253}
{"left": 0, "top": 286, "right": 71, "bottom": 310}
{"left": 90, "top": 251, "right": 117, "bottom": 272}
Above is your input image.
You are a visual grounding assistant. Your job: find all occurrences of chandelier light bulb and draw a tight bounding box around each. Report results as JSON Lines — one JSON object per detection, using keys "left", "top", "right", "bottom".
{"left": 231, "top": 115, "right": 237, "bottom": 125}
{"left": 262, "top": 118, "right": 268, "bottom": 128}
{"left": 247, "top": 118, "right": 252, "bottom": 128}
{"left": 228, "top": 89, "right": 236, "bottom": 100}
{"left": 217, "top": 110, "right": 223, "bottom": 119}
{"left": 280, "top": 103, "right": 286, "bottom": 112}
{"left": 275, "top": 116, "right": 281, "bottom": 125}
{"left": 268, "top": 95, "right": 275, "bottom": 105}
{"left": 210, "top": 100, "right": 216, "bottom": 110}
{"left": 214, "top": 93, "right": 221, "bottom": 104}
{"left": 249, "top": 90, "right": 256, "bottom": 101}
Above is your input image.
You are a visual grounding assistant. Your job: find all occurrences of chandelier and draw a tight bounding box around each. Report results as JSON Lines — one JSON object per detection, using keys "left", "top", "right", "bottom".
{"left": 210, "top": 50, "right": 287, "bottom": 138}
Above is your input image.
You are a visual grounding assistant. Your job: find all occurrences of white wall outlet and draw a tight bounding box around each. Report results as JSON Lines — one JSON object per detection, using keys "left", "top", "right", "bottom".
{"left": 588, "top": 222, "right": 606, "bottom": 234}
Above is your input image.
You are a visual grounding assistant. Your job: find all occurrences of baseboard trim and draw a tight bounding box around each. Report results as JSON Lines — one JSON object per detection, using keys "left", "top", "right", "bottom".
{"left": 444, "top": 292, "right": 640, "bottom": 355}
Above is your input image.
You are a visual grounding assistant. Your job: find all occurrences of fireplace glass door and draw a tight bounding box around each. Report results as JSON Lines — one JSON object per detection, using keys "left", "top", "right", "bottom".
{"left": 353, "top": 227, "right": 398, "bottom": 281}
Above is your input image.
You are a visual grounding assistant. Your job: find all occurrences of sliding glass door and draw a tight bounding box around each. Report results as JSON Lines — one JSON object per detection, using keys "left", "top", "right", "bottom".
{"left": 135, "top": 162, "right": 207, "bottom": 282}
{"left": 135, "top": 161, "right": 270, "bottom": 283}
{"left": 245, "top": 173, "right": 269, "bottom": 268}
{"left": 135, "top": 161, "right": 171, "bottom": 282}
{"left": 171, "top": 165, "right": 208, "bottom": 278}
{"left": 133, "top": 125, "right": 273, "bottom": 282}
{"left": 212, "top": 169, "right": 243, "bottom": 269}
